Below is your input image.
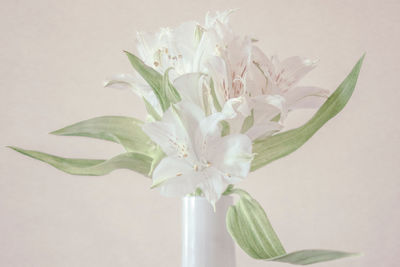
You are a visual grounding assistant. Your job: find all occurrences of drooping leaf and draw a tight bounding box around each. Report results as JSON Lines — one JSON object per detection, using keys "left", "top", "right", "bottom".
{"left": 226, "top": 189, "right": 286, "bottom": 259}
{"left": 268, "top": 249, "right": 360, "bottom": 265}
{"left": 225, "top": 188, "right": 360, "bottom": 265}
{"left": 251, "top": 55, "right": 365, "bottom": 171}
{"left": 50, "top": 116, "right": 157, "bottom": 156}
{"left": 9, "top": 146, "right": 152, "bottom": 176}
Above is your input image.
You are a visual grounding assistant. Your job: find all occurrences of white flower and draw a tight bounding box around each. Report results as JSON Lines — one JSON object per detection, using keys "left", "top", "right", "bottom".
{"left": 106, "top": 9, "right": 329, "bottom": 140}
{"left": 205, "top": 34, "right": 329, "bottom": 139}
{"left": 251, "top": 48, "right": 330, "bottom": 118}
{"left": 142, "top": 100, "right": 253, "bottom": 206}
{"left": 103, "top": 11, "right": 235, "bottom": 116}
{"left": 204, "top": 28, "right": 283, "bottom": 140}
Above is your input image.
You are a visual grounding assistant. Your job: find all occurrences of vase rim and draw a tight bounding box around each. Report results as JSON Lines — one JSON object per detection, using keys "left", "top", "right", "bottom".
{"left": 183, "top": 195, "right": 233, "bottom": 200}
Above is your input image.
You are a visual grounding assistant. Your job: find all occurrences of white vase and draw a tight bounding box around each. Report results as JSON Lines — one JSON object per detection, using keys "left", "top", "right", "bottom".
{"left": 181, "top": 195, "right": 236, "bottom": 267}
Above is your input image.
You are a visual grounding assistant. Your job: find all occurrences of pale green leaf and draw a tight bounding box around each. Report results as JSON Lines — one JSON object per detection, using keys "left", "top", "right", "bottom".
{"left": 124, "top": 51, "right": 169, "bottom": 111}
{"left": 251, "top": 55, "right": 365, "bottom": 171}
{"left": 209, "top": 79, "right": 222, "bottom": 112}
{"left": 220, "top": 120, "right": 230, "bottom": 137}
{"left": 241, "top": 109, "right": 254, "bottom": 133}
{"left": 9, "top": 146, "right": 152, "bottom": 176}
{"left": 194, "top": 24, "right": 204, "bottom": 45}
{"left": 149, "top": 146, "right": 165, "bottom": 176}
{"left": 226, "top": 189, "right": 286, "bottom": 259}
{"left": 225, "top": 188, "right": 360, "bottom": 265}
{"left": 125, "top": 51, "right": 181, "bottom": 112}
{"left": 50, "top": 116, "right": 157, "bottom": 156}
{"left": 163, "top": 68, "right": 181, "bottom": 104}
{"left": 269, "top": 249, "right": 360, "bottom": 265}
{"left": 143, "top": 98, "right": 162, "bottom": 121}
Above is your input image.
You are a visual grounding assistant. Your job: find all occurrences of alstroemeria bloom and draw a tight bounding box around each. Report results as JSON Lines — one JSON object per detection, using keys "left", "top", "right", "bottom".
{"left": 203, "top": 21, "right": 283, "bottom": 140}
{"left": 142, "top": 101, "right": 253, "bottom": 206}
{"left": 104, "top": 10, "right": 234, "bottom": 116}
{"left": 204, "top": 25, "right": 330, "bottom": 139}
{"left": 250, "top": 49, "right": 330, "bottom": 119}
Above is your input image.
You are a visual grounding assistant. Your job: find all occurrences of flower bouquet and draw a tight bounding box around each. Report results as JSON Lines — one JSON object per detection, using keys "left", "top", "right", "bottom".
{"left": 10, "top": 10, "right": 364, "bottom": 266}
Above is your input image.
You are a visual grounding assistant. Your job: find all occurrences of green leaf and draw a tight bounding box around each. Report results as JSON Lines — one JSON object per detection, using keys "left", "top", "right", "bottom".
{"left": 143, "top": 98, "right": 162, "bottom": 121}
{"left": 124, "top": 51, "right": 168, "bottom": 111}
{"left": 226, "top": 189, "right": 286, "bottom": 259}
{"left": 241, "top": 109, "right": 254, "bottom": 133}
{"left": 194, "top": 24, "right": 204, "bottom": 45}
{"left": 163, "top": 68, "right": 181, "bottom": 104}
{"left": 269, "top": 249, "right": 360, "bottom": 265}
{"left": 50, "top": 116, "right": 157, "bottom": 156}
{"left": 149, "top": 146, "right": 165, "bottom": 176}
{"left": 251, "top": 55, "right": 365, "bottom": 171}
{"left": 8, "top": 146, "right": 152, "bottom": 176}
{"left": 209, "top": 79, "right": 222, "bottom": 112}
{"left": 226, "top": 188, "right": 360, "bottom": 265}
{"left": 220, "top": 120, "right": 230, "bottom": 137}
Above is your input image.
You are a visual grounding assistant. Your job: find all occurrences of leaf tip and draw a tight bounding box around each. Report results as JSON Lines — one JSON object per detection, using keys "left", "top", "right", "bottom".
{"left": 359, "top": 53, "right": 366, "bottom": 64}
{"left": 49, "top": 129, "right": 62, "bottom": 135}
{"left": 7, "top": 145, "right": 19, "bottom": 152}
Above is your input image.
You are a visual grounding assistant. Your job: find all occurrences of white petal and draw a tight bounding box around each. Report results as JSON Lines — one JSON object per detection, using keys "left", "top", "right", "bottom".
{"left": 173, "top": 73, "right": 204, "bottom": 108}
{"left": 142, "top": 109, "right": 190, "bottom": 158}
{"left": 284, "top": 86, "right": 329, "bottom": 110}
{"left": 153, "top": 157, "right": 202, "bottom": 197}
{"left": 245, "top": 95, "right": 283, "bottom": 139}
{"left": 206, "top": 56, "right": 229, "bottom": 105}
{"left": 198, "top": 167, "right": 230, "bottom": 206}
{"left": 105, "top": 73, "right": 162, "bottom": 115}
{"left": 276, "top": 56, "right": 317, "bottom": 90}
{"left": 206, "top": 134, "right": 252, "bottom": 178}
{"left": 246, "top": 120, "right": 283, "bottom": 140}
{"left": 174, "top": 101, "right": 205, "bottom": 145}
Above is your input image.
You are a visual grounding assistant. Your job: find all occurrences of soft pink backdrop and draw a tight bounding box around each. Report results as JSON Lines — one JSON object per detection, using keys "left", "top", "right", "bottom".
{"left": 1, "top": 0, "right": 399, "bottom": 266}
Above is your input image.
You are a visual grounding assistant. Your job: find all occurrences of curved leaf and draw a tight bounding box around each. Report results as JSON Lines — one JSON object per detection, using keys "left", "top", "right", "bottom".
{"left": 143, "top": 98, "right": 162, "bottom": 121}
{"left": 251, "top": 55, "right": 365, "bottom": 171}
{"left": 50, "top": 116, "right": 157, "bottom": 156}
{"left": 124, "top": 51, "right": 167, "bottom": 110}
{"left": 124, "top": 51, "right": 182, "bottom": 113}
{"left": 226, "top": 189, "right": 286, "bottom": 259}
{"left": 269, "top": 249, "right": 360, "bottom": 265}
{"left": 8, "top": 146, "right": 152, "bottom": 176}
{"left": 226, "top": 188, "right": 360, "bottom": 265}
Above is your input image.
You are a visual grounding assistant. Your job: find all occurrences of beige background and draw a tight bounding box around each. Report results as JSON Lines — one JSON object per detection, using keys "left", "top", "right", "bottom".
{"left": 1, "top": 0, "right": 399, "bottom": 266}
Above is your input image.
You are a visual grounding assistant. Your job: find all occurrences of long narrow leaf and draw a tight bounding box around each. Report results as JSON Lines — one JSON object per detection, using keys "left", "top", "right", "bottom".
{"left": 124, "top": 51, "right": 169, "bottom": 111}
{"left": 251, "top": 55, "right": 365, "bottom": 171}
{"left": 143, "top": 98, "right": 162, "bottom": 121}
{"left": 226, "top": 189, "right": 360, "bottom": 265}
{"left": 9, "top": 146, "right": 152, "bottom": 176}
{"left": 50, "top": 116, "right": 157, "bottom": 156}
{"left": 269, "top": 249, "right": 360, "bottom": 265}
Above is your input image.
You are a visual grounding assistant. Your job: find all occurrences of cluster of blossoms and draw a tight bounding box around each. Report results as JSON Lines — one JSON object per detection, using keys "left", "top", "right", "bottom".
{"left": 106, "top": 10, "right": 329, "bottom": 206}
